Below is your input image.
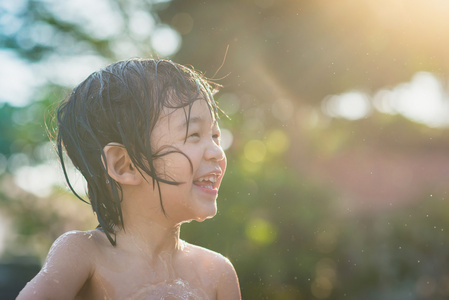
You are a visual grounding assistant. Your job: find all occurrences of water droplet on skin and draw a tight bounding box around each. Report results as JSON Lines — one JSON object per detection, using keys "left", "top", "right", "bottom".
{"left": 127, "top": 278, "right": 208, "bottom": 299}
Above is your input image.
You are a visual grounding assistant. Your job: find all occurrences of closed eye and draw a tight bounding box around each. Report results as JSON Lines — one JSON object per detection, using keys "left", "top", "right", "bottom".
{"left": 188, "top": 133, "right": 200, "bottom": 139}
{"left": 213, "top": 133, "right": 221, "bottom": 145}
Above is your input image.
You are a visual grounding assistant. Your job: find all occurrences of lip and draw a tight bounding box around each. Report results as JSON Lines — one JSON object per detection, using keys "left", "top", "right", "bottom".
{"left": 194, "top": 169, "right": 223, "bottom": 182}
{"left": 193, "top": 169, "right": 223, "bottom": 196}
{"left": 193, "top": 184, "right": 219, "bottom": 196}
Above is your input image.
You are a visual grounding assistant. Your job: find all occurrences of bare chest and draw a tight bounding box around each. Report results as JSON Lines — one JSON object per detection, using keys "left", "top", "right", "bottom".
{"left": 78, "top": 256, "right": 217, "bottom": 300}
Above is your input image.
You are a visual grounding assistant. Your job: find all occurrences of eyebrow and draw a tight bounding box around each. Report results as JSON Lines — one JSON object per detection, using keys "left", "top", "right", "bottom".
{"left": 178, "top": 116, "right": 217, "bottom": 131}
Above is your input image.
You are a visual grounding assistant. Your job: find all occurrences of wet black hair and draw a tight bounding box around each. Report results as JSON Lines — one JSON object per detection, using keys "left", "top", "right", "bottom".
{"left": 56, "top": 58, "right": 221, "bottom": 245}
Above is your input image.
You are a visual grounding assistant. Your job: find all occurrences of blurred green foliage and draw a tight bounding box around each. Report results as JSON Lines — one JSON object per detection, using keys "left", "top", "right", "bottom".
{"left": 1, "top": 0, "right": 449, "bottom": 299}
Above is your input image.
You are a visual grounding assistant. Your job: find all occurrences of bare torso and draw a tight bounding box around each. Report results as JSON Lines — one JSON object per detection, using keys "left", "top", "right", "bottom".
{"left": 74, "top": 230, "right": 222, "bottom": 300}
{"left": 18, "top": 229, "right": 240, "bottom": 300}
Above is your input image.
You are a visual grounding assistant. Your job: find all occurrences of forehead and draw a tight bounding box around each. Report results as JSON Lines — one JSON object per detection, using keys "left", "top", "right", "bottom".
{"left": 160, "top": 99, "right": 217, "bottom": 130}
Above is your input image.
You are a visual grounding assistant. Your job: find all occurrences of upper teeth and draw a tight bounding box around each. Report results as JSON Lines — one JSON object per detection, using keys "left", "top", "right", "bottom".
{"left": 198, "top": 176, "right": 217, "bottom": 183}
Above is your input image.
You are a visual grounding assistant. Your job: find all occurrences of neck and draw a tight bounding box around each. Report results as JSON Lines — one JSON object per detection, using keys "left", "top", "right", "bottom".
{"left": 115, "top": 214, "right": 183, "bottom": 258}
{"left": 116, "top": 183, "right": 186, "bottom": 258}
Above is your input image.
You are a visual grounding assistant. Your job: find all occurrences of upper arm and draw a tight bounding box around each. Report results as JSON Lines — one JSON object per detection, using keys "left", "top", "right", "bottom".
{"left": 216, "top": 257, "right": 241, "bottom": 300}
{"left": 17, "top": 231, "right": 94, "bottom": 300}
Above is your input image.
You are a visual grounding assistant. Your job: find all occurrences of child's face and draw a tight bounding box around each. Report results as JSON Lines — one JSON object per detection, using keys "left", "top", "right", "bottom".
{"left": 150, "top": 99, "right": 227, "bottom": 224}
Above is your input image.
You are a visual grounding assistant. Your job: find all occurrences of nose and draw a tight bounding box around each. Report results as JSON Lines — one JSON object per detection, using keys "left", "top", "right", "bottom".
{"left": 205, "top": 139, "right": 226, "bottom": 162}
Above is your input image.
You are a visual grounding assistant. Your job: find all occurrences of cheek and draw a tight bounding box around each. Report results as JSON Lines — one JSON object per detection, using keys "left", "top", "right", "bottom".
{"left": 220, "top": 154, "right": 227, "bottom": 174}
{"left": 154, "top": 153, "right": 193, "bottom": 181}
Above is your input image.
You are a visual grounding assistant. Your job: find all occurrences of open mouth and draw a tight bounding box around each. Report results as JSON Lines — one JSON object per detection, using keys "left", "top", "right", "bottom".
{"left": 193, "top": 175, "right": 218, "bottom": 190}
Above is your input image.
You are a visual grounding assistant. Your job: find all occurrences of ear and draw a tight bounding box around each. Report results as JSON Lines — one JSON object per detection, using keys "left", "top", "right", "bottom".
{"left": 103, "top": 143, "right": 142, "bottom": 185}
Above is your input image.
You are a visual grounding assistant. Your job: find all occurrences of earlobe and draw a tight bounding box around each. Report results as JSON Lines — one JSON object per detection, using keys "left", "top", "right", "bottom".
{"left": 103, "top": 143, "right": 141, "bottom": 185}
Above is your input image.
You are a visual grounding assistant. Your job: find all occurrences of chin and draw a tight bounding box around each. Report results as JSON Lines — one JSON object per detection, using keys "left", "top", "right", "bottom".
{"left": 194, "top": 205, "right": 217, "bottom": 222}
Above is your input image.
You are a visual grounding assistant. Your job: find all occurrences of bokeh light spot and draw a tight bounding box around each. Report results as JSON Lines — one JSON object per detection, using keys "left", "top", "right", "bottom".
{"left": 240, "top": 158, "right": 262, "bottom": 175}
{"left": 220, "top": 128, "right": 233, "bottom": 151}
{"left": 385, "top": 72, "right": 449, "bottom": 127}
{"left": 129, "top": 11, "right": 155, "bottom": 40}
{"left": 265, "top": 129, "right": 289, "bottom": 155}
{"left": 245, "top": 218, "right": 277, "bottom": 245}
{"left": 151, "top": 25, "right": 181, "bottom": 57}
{"left": 311, "top": 276, "right": 333, "bottom": 299}
{"left": 48, "top": 0, "right": 124, "bottom": 40}
{"left": 0, "top": 50, "right": 39, "bottom": 106}
{"left": 323, "top": 91, "right": 371, "bottom": 120}
{"left": 244, "top": 140, "right": 266, "bottom": 163}
{"left": 218, "top": 93, "right": 240, "bottom": 115}
{"left": 315, "top": 258, "right": 337, "bottom": 283}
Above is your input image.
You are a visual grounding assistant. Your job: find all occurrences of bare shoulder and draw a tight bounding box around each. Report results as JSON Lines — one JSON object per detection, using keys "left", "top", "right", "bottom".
{"left": 183, "top": 243, "right": 241, "bottom": 300}
{"left": 44, "top": 229, "right": 106, "bottom": 265}
{"left": 184, "top": 243, "right": 229, "bottom": 264}
{"left": 17, "top": 229, "right": 105, "bottom": 300}
{"left": 52, "top": 229, "right": 102, "bottom": 251}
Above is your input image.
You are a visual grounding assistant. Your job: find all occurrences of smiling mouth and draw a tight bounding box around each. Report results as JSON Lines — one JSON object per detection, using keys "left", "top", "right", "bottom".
{"left": 194, "top": 182, "right": 216, "bottom": 189}
{"left": 193, "top": 174, "right": 219, "bottom": 190}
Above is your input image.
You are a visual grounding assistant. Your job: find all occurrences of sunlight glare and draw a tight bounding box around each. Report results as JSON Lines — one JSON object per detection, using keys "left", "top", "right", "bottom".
{"left": 388, "top": 72, "right": 449, "bottom": 127}
{"left": 324, "top": 72, "right": 449, "bottom": 128}
{"left": 323, "top": 91, "right": 371, "bottom": 120}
